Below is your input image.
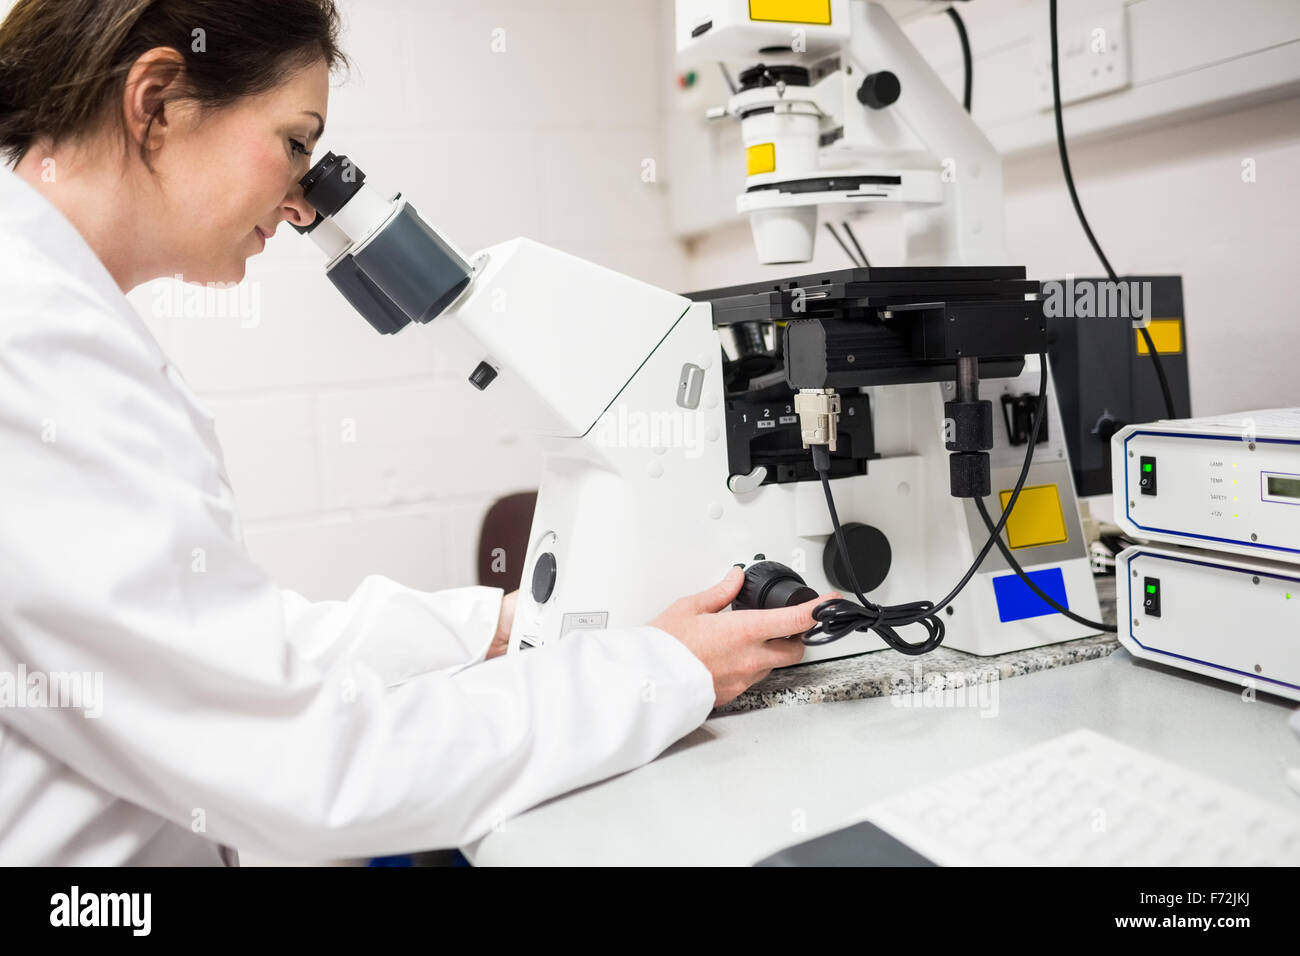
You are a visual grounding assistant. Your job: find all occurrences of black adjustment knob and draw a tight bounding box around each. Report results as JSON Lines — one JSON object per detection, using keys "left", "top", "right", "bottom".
{"left": 469, "top": 361, "right": 498, "bottom": 391}
{"left": 822, "top": 523, "right": 892, "bottom": 594}
{"left": 949, "top": 452, "right": 991, "bottom": 498}
{"left": 945, "top": 399, "right": 994, "bottom": 452}
{"left": 732, "top": 561, "right": 817, "bottom": 614}
{"left": 857, "top": 70, "right": 901, "bottom": 109}
{"left": 531, "top": 552, "right": 557, "bottom": 604}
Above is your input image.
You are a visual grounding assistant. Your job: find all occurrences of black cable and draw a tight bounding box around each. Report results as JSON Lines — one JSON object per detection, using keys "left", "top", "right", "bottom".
{"left": 806, "top": 448, "right": 946, "bottom": 654}
{"left": 947, "top": 6, "right": 972, "bottom": 112}
{"left": 842, "top": 221, "right": 871, "bottom": 267}
{"left": 1049, "top": 0, "right": 1176, "bottom": 420}
{"left": 824, "top": 222, "right": 863, "bottom": 266}
{"left": 975, "top": 496, "right": 1116, "bottom": 632}
{"left": 803, "top": 354, "right": 1051, "bottom": 653}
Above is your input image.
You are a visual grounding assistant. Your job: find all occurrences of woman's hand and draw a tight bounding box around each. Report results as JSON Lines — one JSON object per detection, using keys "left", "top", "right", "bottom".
{"left": 487, "top": 590, "right": 519, "bottom": 660}
{"left": 650, "top": 567, "right": 839, "bottom": 708}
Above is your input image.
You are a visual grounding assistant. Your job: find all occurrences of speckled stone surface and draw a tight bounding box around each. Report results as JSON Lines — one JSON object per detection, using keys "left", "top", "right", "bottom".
{"left": 714, "top": 577, "right": 1119, "bottom": 715}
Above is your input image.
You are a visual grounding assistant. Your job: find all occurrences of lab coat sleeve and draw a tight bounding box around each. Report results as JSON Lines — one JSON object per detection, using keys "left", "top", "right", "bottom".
{"left": 279, "top": 578, "right": 504, "bottom": 685}
{"left": 0, "top": 293, "right": 716, "bottom": 861}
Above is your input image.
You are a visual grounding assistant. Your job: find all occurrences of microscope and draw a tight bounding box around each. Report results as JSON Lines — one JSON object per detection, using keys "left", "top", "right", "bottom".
{"left": 294, "top": 0, "right": 1102, "bottom": 662}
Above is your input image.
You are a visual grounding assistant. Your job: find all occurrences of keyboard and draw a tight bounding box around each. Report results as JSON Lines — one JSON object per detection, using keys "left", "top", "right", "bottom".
{"left": 759, "top": 729, "right": 1300, "bottom": 866}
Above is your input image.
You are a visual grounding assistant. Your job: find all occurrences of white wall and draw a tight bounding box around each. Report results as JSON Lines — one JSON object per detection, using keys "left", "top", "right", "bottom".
{"left": 122, "top": 0, "right": 688, "bottom": 602}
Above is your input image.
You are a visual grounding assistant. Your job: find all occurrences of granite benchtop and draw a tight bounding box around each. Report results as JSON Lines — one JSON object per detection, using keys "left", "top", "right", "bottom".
{"left": 716, "top": 577, "right": 1119, "bottom": 715}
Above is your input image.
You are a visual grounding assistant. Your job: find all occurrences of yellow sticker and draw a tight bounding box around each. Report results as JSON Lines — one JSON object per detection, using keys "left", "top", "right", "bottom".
{"left": 998, "top": 484, "right": 1069, "bottom": 550}
{"left": 746, "top": 142, "right": 776, "bottom": 176}
{"left": 749, "top": 0, "right": 832, "bottom": 25}
{"left": 1135, "top": 318, "right": 1183, "bottom": 355}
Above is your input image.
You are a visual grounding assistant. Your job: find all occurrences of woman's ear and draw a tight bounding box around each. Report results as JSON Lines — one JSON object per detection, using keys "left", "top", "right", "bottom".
{"left": 121, "top": 47, "right": 188, "bottom": 156}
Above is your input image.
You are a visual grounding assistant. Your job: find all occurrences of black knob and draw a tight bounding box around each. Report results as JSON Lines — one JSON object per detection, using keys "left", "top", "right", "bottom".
{"left": 857, "top": 71, "right": 901, "bottom": 109}
{"left": 949, "top": 452, "right": 991, "bottom": 498}
{"left": 945, "top": 399, "right": 994, "bottom": 453}
{"left": 822, "top": 523, "right": 892, "bottom": 594}
{"left": 531, "top": 552, "right": 557, "bottom": 604}
{"left": 469, "top": 361, "right": 498, "bottom": 391}
{"left": 733, "top": 561, "right": 817, "bottom": 614}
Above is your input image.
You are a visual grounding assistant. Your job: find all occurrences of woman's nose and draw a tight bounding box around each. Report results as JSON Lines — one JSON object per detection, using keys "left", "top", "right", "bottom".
{"left": 281, "top": 183, "right": 317, "bottom": 228}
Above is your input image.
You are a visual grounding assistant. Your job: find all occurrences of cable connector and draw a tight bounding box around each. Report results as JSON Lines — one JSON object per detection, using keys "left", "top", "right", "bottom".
{"left": 794, "top": 388, "right": 840, "bottom": 453}
{"left": 811, "top": 443, "right": 832, "bottom": 474}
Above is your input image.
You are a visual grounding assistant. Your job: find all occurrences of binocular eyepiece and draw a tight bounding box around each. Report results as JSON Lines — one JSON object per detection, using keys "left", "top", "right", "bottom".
{"left": 293, "top": 151, "right": 473, "bottom": 336}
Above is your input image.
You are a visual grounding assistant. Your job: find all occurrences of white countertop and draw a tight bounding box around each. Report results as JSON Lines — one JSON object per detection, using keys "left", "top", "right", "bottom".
{"left": 464, "top": 647, "right": 1300, "bottom": 865}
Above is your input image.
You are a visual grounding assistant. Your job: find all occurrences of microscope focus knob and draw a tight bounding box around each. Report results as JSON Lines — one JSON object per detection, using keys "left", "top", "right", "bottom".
{"left": 822, "top": 523, "right": 892, "bottom": 594}
{"left": 856, "top": 71, "right": 901, "bottom": 109}
{"left": 732, "top": 561, "right": 817, "bottom": 613}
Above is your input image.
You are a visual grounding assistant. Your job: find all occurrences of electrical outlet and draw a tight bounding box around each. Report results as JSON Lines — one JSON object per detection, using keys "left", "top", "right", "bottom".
{"left": 1032, "top": 4, "right": 1130, "bottom": 111}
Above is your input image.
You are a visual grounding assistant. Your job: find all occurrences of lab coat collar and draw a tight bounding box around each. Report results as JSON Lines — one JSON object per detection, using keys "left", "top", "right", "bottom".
{"left": 0, "top": 164, "right": 169, "bottom": 371}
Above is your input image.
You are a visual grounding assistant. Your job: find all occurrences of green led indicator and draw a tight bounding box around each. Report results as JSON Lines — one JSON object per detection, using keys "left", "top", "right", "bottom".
{"left": 1146, "top": 584, "right": 1157, "bottom": 594}
{"left": 1142, "top": 463, "right": 1153, "bottom": 473}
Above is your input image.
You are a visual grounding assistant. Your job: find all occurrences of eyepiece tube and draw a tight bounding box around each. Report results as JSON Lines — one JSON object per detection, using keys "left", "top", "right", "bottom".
{"left": 299, "top": 150, "right": 475, "bottom": 331}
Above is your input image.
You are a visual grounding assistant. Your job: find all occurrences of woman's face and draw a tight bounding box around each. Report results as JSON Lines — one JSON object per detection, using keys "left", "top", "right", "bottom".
{"left": 150, "top": 58, "right": 329, "bottom": 284}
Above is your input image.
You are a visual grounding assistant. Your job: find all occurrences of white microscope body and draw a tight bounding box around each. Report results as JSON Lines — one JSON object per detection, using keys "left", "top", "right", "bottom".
{"left": 433, "top": 241, "right": 1097, "bottom": 661}
{"left": 299, "top": 0, "right": 1101, "bottom": 662}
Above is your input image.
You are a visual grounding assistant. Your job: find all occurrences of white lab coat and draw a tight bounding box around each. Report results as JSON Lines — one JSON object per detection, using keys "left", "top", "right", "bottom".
{"left": 0, "top": 167, "right": 715, "bottom": 865}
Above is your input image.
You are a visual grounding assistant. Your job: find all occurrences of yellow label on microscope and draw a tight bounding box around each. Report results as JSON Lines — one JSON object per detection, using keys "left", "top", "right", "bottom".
{"left": 749, "top": 0, "right": 832, "bottom": 25}
{"left": 747, "top": 142, "right": 776, "bottom": 176}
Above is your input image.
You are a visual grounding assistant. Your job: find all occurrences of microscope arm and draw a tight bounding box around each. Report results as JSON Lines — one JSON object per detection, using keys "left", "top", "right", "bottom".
{"left": 845, "top": 1, "right": 1006, "bottom": 265}
{"left": 429, "top": 238, "right": 693, "bottom": 441}
{"left": 292, "top": 154, "right": 694, "bottom": 441}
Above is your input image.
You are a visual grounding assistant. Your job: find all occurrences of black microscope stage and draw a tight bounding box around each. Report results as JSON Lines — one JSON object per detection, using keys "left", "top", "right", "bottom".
{"left": 685, "top": 265, "right": 1038, "bottom": 328}
{"left": 685, "top": 265, "right": 1046, "bottom": 389}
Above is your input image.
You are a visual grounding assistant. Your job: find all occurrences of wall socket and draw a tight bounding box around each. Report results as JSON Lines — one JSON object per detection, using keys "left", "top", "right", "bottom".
{"left": 1032, "top": 4, "right": 1130, "bottom": 111}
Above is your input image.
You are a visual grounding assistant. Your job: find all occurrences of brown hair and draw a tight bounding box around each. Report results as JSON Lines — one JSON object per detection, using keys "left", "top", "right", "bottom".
{"left": 0, "top": 0, "right": 347, "bottom": 166}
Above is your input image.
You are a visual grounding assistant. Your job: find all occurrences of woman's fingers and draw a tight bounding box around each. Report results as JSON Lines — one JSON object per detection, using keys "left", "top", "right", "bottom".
{"left": 683, "top": 566, "right": 745, "bottom": 615}
{"left": 726, "top": 592, "right": 838, "bottom": 642}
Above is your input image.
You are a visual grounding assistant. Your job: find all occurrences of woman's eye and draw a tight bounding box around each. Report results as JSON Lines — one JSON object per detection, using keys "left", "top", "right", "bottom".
{"left": 289, "top": 138, "right": 309, "bottom": 158}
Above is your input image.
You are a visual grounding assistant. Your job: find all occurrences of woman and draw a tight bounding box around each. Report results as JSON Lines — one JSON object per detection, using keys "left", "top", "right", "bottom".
{"left": 0, "top": 0, "right": 830, "bottom": 864}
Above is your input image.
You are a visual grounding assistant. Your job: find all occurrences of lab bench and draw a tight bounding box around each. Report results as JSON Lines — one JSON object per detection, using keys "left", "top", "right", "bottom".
{"left": 463, "top": 577, "right": 1300, "bottom": 865}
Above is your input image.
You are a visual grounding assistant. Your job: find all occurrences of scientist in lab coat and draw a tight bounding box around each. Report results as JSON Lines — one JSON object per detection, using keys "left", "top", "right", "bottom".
{"left": 0, "top": 0, "right": 831, "bottom": 865}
